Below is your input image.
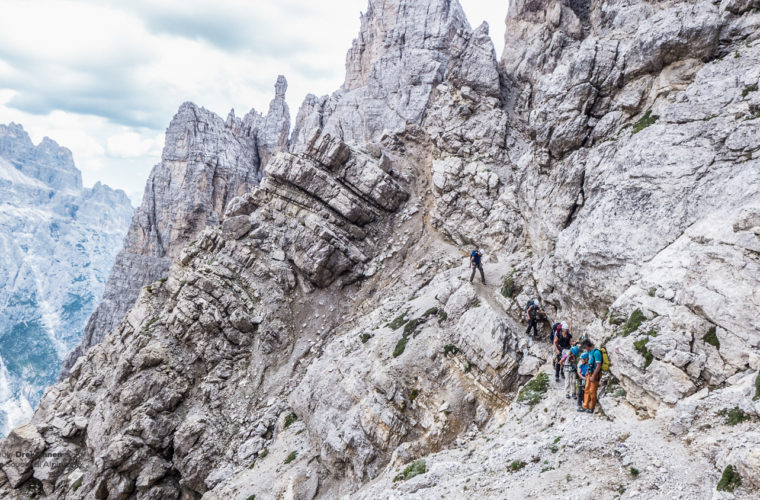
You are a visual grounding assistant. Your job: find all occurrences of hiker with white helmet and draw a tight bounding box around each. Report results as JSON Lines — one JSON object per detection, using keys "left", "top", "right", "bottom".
{"left": 553, "top": 322, "right": 572, "bottom": 382}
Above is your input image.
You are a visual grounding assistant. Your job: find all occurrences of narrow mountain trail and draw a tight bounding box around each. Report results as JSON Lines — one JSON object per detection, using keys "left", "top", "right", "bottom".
{"left": 355, "top": 357, "right": 725, "bottom": 499}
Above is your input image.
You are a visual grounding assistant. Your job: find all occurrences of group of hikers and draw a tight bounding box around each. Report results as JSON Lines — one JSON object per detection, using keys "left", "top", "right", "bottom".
{"left": 525, "top": 300, "right": 608, "bottom": 413}
{"left": 469, "top": 249, "right": 608, "bottom": 414}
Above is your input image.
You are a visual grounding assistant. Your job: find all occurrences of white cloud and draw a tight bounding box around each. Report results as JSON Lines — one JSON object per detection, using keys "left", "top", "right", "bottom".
{"left": 106, "top": 132, "right": 163, "bottom": 159}
{"left": 0, "top": 0, "right": 508, "bottom": 197}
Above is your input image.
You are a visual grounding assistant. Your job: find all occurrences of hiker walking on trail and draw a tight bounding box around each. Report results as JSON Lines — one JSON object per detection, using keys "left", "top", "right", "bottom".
{"left": 469, "top": 249, "right": 486, "bottom": 284}
{"left": 580, "top": 338, "right": 603, "bottom": 413}
{"left": 524, "top": 299, "right": 543, "bottom": 338}
{"left": 553, "top": 323, "right": 572, "bottom": 381}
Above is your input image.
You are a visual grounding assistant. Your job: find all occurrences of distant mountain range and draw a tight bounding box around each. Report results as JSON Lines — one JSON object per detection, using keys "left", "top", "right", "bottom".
{"left": 0, "top": 123, "right": 132, "bottom": 436}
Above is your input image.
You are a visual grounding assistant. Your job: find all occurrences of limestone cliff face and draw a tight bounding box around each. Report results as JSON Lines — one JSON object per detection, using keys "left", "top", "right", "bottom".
{"left": 3, "top": 0, "right": 760, "bottom": 499}
{"left": 61, "top": 78, "right": 291, "bottom": 375}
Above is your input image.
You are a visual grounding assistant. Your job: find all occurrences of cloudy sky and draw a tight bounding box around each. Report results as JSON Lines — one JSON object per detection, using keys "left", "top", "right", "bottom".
{"left": 0, "top": 0, "right": 508, "bottom": 204}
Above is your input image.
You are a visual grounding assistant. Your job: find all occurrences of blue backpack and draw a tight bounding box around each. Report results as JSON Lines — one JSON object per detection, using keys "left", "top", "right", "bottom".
{"left": 549, "top": 322, "right": 562, "bottom": 342}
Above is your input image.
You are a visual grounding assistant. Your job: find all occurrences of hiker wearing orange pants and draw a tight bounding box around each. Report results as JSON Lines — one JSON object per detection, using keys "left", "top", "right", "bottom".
{"left": 579, "top": 338, "right": 603, "bottom": 413}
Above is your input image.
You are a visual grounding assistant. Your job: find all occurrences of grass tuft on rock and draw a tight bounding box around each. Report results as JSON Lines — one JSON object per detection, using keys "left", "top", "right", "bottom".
{"left": 403, "top": 318, "right": 423, "bottom": 337}
{"left": 703, "top": 326, "right": 720, "bottom": 349}
{"left": 394, "top": 459, "right": 426, "bottom": 481}
{"left": 742, "top": 83, "right": 758, "bottom": 98}
{"left": 517, "top": 372, "right": 549, "bottom": 406}
{"left": 501, "top": 270, "right": 521, "bottom": 298}
{"left": 718, "top": 407, "right": 750, "bottom": 426}
{"left": 609, "top": 314, "right": 625, "bottom": 326}
{"left": 438, "top": 308, "right": 448, "bottom": 324}
{"left": 443, "top": 344, "right": 459, "bottom": 356}
{"left": 284, "top": 412, "right": 298, "bottom": 428}
{"left": 633, "top": 337, "right": 654, "bottom": 368}
{"left": 423, "top": 307, "right": 439, "bottom": 317}
{"left": 716, "top": 464, "right": 741, "bottom": 492}
{"left": 284, "top": 451, "right": 297, "bottom": 464}
{"left": 630, "top": 467, "right": 640, "bottom": 477}
{"left": 632, "top": 110, "right": 659, "bottom": 134}
{"left": 393, "top": 336, "right": 408, "bottom": 357}
{"left": 622, "top": 309, "right": 645, "bottom": 336}
{"left": 360, "top": 333, "right": 371, "bottom": 343}
{"left": 508, "top": 460, "right": 526, "bottom": 472}
{"left": 388, "top": 313, "right": 408, "bottom": 330}
{"left": 754, "top": 371, "right": 760, "bottom": 401}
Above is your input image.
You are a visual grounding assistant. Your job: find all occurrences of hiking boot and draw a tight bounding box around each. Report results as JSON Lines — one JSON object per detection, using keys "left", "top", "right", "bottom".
{"left": 576, "top": 407, "right": 586, "bottom": 412}
{"left": 555, "top": 376, "right": 560, "bottom": 382}
{"left": 584, "top": 409, "right": 594, "bottom": 413}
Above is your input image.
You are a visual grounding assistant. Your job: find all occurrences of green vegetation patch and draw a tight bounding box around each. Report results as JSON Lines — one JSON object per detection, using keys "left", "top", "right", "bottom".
{"left": 443, "top": 344, "right": 459, "bottom": 356}
{"left": 622, "top": 309, "right": 646, "bottom": 336}
{"left": 703, "top": 326, "right": 720, "bottom": 349}
{"left": 437, "top": 309, "right": 448, "bottom": 323}
{"left": 754, "top": 371, "right": 760, "bottom": 401}
{"left": 632, "top": 110, "right": 659, "bottom": 134}
{"left": 508, "top": 460, "right": 526, "bottom": 472}
{"left": 609, "top": 314, "right": 625, "bottom": 326}
{"left": 633, "top": 337, "right": 654, "bottom": 368}
{"left": 393, "top": 336, "right": 409, "bottom": 358}
{"left": 394, "top": 459, "right": 426, "bottom": 481}
{"left": 630, "top": 467, "right": 640, "bottom": 477}
{"left": 403, "top": 318, "right": 423, "bottom": 337}
{"left": 742, "top": 83, "right": 758, "bottom": 98}
{"left": 388, "top": 312, "right": 408, "bottom": 330}
{"left": 718, "top": 407, "right": 750, "bottom": 426}
{"left": 409, "top": 388, "right": 419, "bottom": 402}
{"left": 501, "top": 270, "right": 521, "bottom": 299}
{"left": 423, "top": 307, "right": 439, "bottom": 317}
{"left": 284, "top": 412, "right": 298, "bottom": 428}
{"left": 360, "top": 333, "right": 371, "bottom": 343}
{"left": 517, "top": 372, "right": 549, "bottom": 406}
{"left": 717, "top": 464, "right": 741, "bottom": 492}
{"left": 284, "top": 451, "right": 297, "bottom": 464}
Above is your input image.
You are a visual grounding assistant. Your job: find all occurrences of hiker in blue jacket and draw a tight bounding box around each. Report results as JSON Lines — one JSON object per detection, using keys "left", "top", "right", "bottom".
{"left": 469, "top": 249, "right": 485, "bottom": 284}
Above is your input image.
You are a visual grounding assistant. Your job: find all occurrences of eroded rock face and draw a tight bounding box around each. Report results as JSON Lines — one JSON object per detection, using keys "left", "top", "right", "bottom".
{"left": 62, "top": 77, "right": 292, "bottom": 376}
{"left": 291, "top": 0, "right": 473, "bottom": 148}
{"left": 5, "top": 0, "right": 760, "bottom": 498}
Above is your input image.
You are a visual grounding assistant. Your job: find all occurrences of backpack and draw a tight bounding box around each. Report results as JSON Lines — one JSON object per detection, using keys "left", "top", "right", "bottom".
{"left": 471, "top": 250, "right": 481, "bottom": 263}
{"left": 524, "top": 300, "right": 535, "bottom": 312}
{"left": 549, "top": 322, "right": 561, "bottom": 342}
{"left": 592, "top": 348, "right": 611, "bottom": 372}
{"left": 600, "top": 347, "right": 611, "bottom": 372}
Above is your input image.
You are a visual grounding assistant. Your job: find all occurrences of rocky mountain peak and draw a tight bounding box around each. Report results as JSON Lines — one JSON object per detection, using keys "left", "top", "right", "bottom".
{"left": 289, "top": 0, "right": 475, "bottom": 148}
{"left": 61, "top": 75, "right": 292, "bottom": 375}
{"left": 0, "top": 123, "right": 131, "bottom": 437}
{"left": 0, "top": 123, "right": 82, "bottom": 191}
